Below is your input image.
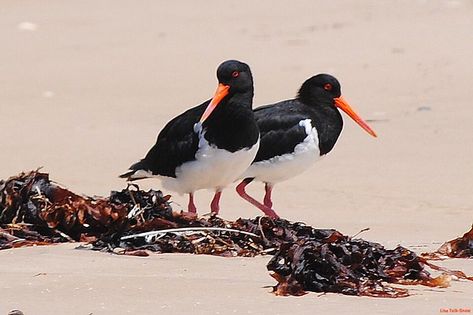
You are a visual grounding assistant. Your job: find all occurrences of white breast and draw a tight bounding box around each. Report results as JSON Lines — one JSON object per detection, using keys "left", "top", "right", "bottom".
{"left": 160, "top": 123, "right": 260, "bottom": 194}
{"left": 242, "top": 119, "right": 321, "bottom": 184}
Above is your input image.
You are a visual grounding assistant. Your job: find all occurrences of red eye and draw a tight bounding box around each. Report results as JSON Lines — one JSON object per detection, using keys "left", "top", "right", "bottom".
{"left": 232, "top": 71, "right": 240, "bottom": 78}
{"left": 324, "top": 83, "right": 332, "bottom": 91}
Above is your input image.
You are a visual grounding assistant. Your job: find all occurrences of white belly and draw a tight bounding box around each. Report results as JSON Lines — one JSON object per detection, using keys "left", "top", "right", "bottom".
{"left": 161, "top": 127, "right": 260, "bottom": 194}
{"left": 242, "top": 119, "right": 321, "bottom": 184}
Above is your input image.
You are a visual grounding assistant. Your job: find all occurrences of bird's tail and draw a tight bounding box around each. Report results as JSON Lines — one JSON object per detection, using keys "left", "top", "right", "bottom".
{"left": 119, "top": 160, "right": 151, "bottom": 181}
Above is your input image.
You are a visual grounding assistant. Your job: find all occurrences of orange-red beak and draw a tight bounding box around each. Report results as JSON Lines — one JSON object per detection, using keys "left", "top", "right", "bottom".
{"left": 334, "top": 96, "right": 377, "bottom": 137}
{"left": 199, "top": 83, "right": 230, "bottom": 123}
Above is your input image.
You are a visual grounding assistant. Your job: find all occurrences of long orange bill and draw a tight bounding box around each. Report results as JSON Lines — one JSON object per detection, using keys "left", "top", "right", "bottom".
{"left": 334, "top": 96, "right": 377, "bottom": 137}
{"left": 199, "top": 83, "right": 230, "bottom": 123}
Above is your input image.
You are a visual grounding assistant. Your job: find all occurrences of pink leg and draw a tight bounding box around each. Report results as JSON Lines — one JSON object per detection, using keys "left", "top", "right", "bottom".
{"left": 236, "top": 178, "right": 280, "bottom": 219}
{"left": 210, "top": 190, "right": 222, "bottom": 215}
{"left": 188, "top": 193, "right": 197, "bottom": 213}
{"left": 264, "top": 183, "right": 274, "bottom": 208}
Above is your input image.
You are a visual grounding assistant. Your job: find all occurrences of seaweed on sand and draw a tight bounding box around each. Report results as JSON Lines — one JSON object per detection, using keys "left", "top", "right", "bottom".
{"left": 1, "top": 170, "right": 471, "bottom": 297}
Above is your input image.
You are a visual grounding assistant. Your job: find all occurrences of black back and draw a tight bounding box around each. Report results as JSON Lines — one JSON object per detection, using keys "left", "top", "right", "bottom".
{"left": 137, "top": 103, "right": 205, "bottom": 177}
{"left": 254, "top": 74, "right": 344, "bottom": 162}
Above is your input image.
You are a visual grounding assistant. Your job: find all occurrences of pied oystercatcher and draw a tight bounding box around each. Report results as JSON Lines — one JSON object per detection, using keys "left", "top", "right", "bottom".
{"left": 121, "top": 60, "right": 259, "bottom": 215}
{"left": 236, "top": 74, "right": 377, "bottom": 218}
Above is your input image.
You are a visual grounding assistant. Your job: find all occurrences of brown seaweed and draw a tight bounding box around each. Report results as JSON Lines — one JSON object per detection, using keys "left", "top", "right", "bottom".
{"left": 0, "top": 170, "right": 172, "bottom": 248}
{"left": 266, "top": 237, "right": 453, "bottom": 297}
{"left": 1, "top": 170, "right": 472, "bottom": 298}
{"left": 428, "top": 225, "right": 473, "bottom": 259}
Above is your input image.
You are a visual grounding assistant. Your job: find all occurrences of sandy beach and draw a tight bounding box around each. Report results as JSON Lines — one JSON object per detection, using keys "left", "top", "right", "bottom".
{"left": 1, "top": 0, "right": 472, "bottom": 314}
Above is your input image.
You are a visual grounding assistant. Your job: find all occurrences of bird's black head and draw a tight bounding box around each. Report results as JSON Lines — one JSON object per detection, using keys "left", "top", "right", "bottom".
{"left": 298, "top": 73, "right": 377, "bottom": 137}
{"left": 199, "top": 60, "right": 254, "bottom": 123}
{"left": 298, "top": 73, "right": 341, "bottom": 104}
{"left": 216, "top": 60, "right": 254, "bottom": 94}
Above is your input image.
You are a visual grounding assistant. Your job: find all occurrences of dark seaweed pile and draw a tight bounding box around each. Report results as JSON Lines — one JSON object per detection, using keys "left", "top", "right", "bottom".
{"left": 1, "top": 170, "right": 471, "bottom": 297}
{"left": 0, "top": 171, "right": 171, "bottom": 247}
{"left": 424, "top": 225, "right": 473, "bottom": 259}
{"left": 438, "top": 225, "right": 473, "bottom": 258}
{"left": 268, "top": 236, "right": 449, "bottom": 297}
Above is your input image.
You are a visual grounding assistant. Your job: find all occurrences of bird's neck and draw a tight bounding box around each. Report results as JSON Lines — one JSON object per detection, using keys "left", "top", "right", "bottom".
{"left": 301, "top": 98, "right": 344, "bottom": 156}
{"left": 201, "top": 91, "right": 258, "bottom": 152}
{"left": 227, "top": 90, "right": 254, "bottom": 110}
{"left": 206, "top": 90, "right": 254, "bottom": 122}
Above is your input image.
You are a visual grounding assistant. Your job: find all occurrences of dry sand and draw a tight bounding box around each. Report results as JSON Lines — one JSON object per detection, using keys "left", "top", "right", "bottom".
{"left": 1, "top": 0, "right": 472, "bottom": 314}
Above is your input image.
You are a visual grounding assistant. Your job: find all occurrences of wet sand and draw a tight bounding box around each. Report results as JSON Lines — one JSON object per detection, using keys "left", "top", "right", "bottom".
{"left": 1, "top": 0, "right": 472, "bottom": 314}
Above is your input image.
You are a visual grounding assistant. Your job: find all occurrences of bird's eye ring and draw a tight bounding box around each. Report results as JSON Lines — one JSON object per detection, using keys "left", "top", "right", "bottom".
{"left": 232, "top": 71, "right": 240, "bottom": 78}
{"left": 324, "top": 83, "right": 332, "bottom": 91}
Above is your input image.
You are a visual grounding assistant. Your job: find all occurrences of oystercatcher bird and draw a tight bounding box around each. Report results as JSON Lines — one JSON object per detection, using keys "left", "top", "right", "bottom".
{"left": 120, "top": 60, "right": 259, "bottom": 215}
{"left": 236, "top": 74, "right": 377, "bottom": 218}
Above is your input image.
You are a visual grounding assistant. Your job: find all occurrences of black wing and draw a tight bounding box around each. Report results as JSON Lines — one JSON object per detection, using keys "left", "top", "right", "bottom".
{"left": 253, "top": 100, "right": 312, "bottom": 162}
{"left": 130, "top": 100, "right": 210, "bottom": 178}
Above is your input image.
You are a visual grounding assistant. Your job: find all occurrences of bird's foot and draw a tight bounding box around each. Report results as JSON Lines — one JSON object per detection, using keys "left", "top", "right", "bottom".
{"left": 260, "top": 206, "right": 279, "bottom": 219}
{"left": 236, "top": 179, "right": 280, "bottom": 219}
{"left": 177, "top": 211, "right": 198, "bottom": 220}
{"left": 210, "top": 191, "right": 222, "bottom": 215}
{"left": 264, "top": 183, "right": 273, "bottom": 208}
{"left": 188, "top": 193, "right": 197, "bottom": 213}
